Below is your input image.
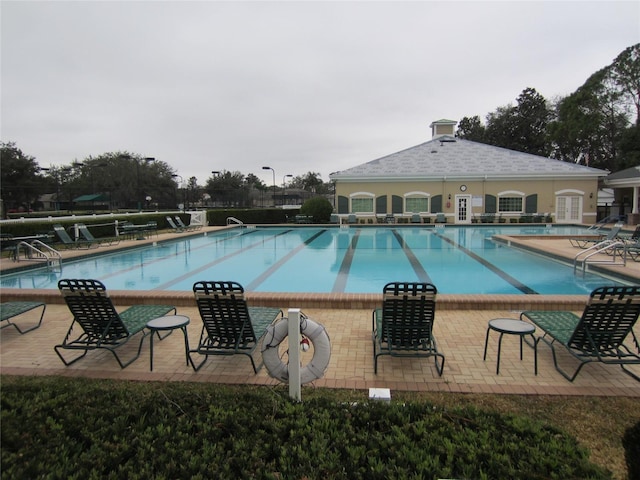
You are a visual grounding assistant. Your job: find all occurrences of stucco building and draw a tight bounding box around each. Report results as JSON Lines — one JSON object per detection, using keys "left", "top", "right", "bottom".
{"left": 329, "top": 119, "right": 608, "bottom": 224}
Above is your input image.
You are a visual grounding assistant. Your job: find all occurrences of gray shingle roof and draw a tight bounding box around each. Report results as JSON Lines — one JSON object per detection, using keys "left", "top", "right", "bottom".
{"left": 606, "top": 165, "right": 640, "bottom": 181}
{"left": 330, "top": 136, "right": 607, "bottom": 181}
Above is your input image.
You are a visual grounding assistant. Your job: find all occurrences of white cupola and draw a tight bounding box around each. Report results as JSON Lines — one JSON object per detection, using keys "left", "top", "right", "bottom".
{"left": 429, "top": 119, "right": 458, "bottom": 139}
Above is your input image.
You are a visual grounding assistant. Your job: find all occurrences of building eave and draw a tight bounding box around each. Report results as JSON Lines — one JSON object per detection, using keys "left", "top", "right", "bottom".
{"left": 331, "top": 172, "right": 606, "bottom": 183}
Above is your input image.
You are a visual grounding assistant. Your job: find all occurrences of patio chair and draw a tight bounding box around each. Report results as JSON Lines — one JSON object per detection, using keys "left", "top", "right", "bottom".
{"left": 521, "top": 285, "right": 640, "bottom": 382}
{"left": 1, "top": 234, "right": 18, "bottom": 260}
{"left": 77, "top": 223, "right": 120, "bottom": 246}
{"left": 55, "top": 279, "right": 176, "bottom": 368}
{"left": 1, "top": 301, "right": 46, "bottom": 334}
{"left": 372, "top": 282, "right": 445, "bottom": 376}
{"left": 435, "top": 213, "right": 447, "bottom": 224}
{"left": 174, "top": 215, "right": 199, "bottom": 231}
{"left": 52, "top": 224, "right": 95, "bottom": 249}
{"left": 165, "top": 216, "right": 184, "bottom": 232}
{"left": 189, "top": 281, "right": 283, "bottom": 373}
{"left": 569, "top": 222, "right": 623, "bottom": 249}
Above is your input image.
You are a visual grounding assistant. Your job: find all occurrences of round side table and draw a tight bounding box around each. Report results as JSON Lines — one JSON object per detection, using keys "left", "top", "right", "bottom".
{"left": 483, "top": 318, "right": 536, "bottom": 375}
{"left": 147, "top": 315, "right": 190, "bottom": 371}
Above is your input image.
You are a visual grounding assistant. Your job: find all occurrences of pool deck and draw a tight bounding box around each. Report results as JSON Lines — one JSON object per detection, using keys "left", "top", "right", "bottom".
{"left": 1, "top": 224, "right": 639, "bottom": 397}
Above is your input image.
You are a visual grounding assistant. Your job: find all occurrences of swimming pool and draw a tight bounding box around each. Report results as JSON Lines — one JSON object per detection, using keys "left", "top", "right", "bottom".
{"left": 0, "top": 225, "right": 629, "bottom": 295}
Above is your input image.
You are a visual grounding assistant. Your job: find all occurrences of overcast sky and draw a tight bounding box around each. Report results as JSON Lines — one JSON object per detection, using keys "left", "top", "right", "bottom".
{"left": 2, "top": 1, "right": 639, "bottom": 187}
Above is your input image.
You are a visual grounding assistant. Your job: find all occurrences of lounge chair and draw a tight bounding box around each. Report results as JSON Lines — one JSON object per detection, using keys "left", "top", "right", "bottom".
{"left": 410, "top": 213, "right": 422, "bottom": 224}
{"left": 1, "top": 234, "right": 18, "bottom": 260}
{"left": 189, "top": 281, "right": 283, "bottom": 373}
{"left": 569, "top": 222, "right": 623, "bottom": 249}
{"left": 605, "top": 226, "right": 640, "bottom": 258}
{"left": 77, "top": 223, "right": 120, "bottom": 246}
{"left": 55, "top": 279, "right": 176, "bottom": 368}
{"left": 1, "top": 301, "right": 46, "bottom": 334}
{"left": 174, "top": 215, "right": 199, "bottom": 231}
{"left": 165, "top": 216, "right": 184, "bottom": 232}
{"left": 521, "top": 285, "right": 640, "bottom": 382}
{"left": 372, "top": 282, "right": 445, "bottom": 375}
{"left": 52, "top": 224, "right": 95, "bottom": 249}
{"left": 347, "top": 214, "right": 357, "bottom": 224}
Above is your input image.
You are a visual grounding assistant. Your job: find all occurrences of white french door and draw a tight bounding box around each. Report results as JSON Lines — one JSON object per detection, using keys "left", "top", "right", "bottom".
{"left": 556, "top": 195, "right": 582, "bottom": 223}
{"left": 455, "top": 195, "right": 472, "bottom": 224}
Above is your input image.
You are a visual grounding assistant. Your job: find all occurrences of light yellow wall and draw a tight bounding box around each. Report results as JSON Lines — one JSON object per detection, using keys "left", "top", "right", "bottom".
{"left": 335, "top": 178, "right": 600, "bottom": 222}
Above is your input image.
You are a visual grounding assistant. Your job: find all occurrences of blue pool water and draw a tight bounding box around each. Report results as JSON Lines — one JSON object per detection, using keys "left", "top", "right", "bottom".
{"left": 0, "top": 225, "right": 628, "bottom": 294}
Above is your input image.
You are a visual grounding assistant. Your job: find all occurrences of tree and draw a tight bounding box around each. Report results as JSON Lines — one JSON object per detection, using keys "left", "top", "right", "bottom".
{"left": 456, "top": 116, "right": 486, "bottom": 142}
{"left": 0, "top": 142, "right": 47, "bottom": 213}
{"left": 205, "top": 171, "right": 248, "bottom": 207}
{"left": 184, "top": 176, "right": 200, "bottom": 209}
{"left": 483, "top": 88, "right": 551, "bottom": 156}
{"left": 609, "top": 43, "right": 640, "bottom": 124}
{"left": 549, "top": 63, "right": 632, "bottom": 171}
{"left": 289, "top": 172, "right": 329, "bottom": 194}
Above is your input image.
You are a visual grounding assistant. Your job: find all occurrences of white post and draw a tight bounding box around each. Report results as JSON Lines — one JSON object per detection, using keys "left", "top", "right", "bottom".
{"left": 288, "top": 308, "right": 302, "bottom": 401}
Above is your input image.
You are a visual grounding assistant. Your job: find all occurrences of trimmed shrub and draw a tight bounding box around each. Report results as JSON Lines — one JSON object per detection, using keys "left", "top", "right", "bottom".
{"left": 624, "top": 420, "right": 640, "bottom": 480}
{"left": 1, "top": 377, "right": 610, "bottom": 480}
{"left": 300, "top": 197, "right": 333, "bottom": 223}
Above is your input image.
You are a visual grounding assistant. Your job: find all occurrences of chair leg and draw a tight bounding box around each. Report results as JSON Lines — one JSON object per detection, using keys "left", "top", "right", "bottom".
{"left": 110, "top": 334, "right": 148, "bottom": 369}
{"left": 539, "top": 335, "right": 587, "bottom": 382}
{"left": 188, "top": 351, "right": 209, "bottom": 372}
{"left": 54, "top": 345, "right": 88, "bottom": 366}
{"left": 433, "top": 353, "right": 445, "bottom": 376}
{"left": 2, "top": 304, "right": 46, "bottom": 334}
{"left": 620, "top": 364, "right": 640, "bottom": 382}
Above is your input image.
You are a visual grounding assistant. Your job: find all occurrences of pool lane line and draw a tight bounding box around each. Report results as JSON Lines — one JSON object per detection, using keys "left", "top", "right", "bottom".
{"left": 432, "top": 231, "right": 538, "bottom": 295}
{"left": 98, "top": 227, "right": 265, "bottom": 283}
{"left": 153, "top": 229, "right": 294, "bottom": 290}
{"left": 332, "top": 229, "right": 362, "bottom": 293}
{"left": 391, "top": 230, "right": 433, "bottom": 284}
{"left": 246, "top": 229, "right": 328, "bottom": 291}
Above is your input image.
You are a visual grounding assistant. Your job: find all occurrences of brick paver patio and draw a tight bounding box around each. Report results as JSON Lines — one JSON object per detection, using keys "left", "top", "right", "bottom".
{"left": 2, "top": 225, "right": 639, "bottom": 397}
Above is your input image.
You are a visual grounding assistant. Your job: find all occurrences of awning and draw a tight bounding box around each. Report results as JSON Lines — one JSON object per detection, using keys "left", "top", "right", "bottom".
{"left": 73, "top": 193, "right": 109, "bottom": 202}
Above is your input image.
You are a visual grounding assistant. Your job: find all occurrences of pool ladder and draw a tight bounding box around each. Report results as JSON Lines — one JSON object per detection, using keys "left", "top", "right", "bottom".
{"left": 226, "top": 217, "right": 244, "bottom": 226}
{"left": 573, "top": 239, "right": 627, "bottom": 275}
{"left": 14, "top": 240, "right": 62, "bottom": 271}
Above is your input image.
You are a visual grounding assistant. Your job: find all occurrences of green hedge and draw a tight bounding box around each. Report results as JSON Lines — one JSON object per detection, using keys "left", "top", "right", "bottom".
{"left": 1, "top": 377, "right": 610, "bottom": 480}
{"left": 0, "top": 214, "right": 170, "bottom": 238}
{"left": 207, "top": 208, "right": 300, "bottom": 226}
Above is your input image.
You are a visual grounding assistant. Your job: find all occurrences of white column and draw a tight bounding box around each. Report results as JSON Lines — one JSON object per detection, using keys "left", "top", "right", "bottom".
{"left": 633, "top": 186, "right": 639, "bottom": 214}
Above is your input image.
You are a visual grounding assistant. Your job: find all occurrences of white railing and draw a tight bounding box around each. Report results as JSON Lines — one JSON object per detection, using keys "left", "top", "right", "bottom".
{"left": 573, "top": 239, "right": 627, "bottom": 275}
{"left": 0, "top": 211, "right": 177, "bottom": 226}
{"left": 14, "top": 240, "right": 62, "bottom": 270}
{"left": 226, "top": 217, "right": 244, "bottom": 225}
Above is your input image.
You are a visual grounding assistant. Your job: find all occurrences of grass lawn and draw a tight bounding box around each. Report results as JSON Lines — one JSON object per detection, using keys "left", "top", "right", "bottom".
{"left": 1, "top": 375, "right": 638, "bottom": 479}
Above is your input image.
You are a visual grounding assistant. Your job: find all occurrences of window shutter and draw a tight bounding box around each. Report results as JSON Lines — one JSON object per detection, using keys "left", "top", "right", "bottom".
{"left": 525, "top": 194, "right": 538, "bottom": 213}
{"left": 431, "top": 195, "right": 442, "bottom": 213}
{"left": 392, "top": 195, "right": 403, "bottom": 214}
{"left": 485, "top": 195, "right": 497, "bottom": 213}
{"left": 376, "top": 195, "right": 387, "bottom": 214}
{"left": 338, "top": 196, "right": 349, "bottom": 214}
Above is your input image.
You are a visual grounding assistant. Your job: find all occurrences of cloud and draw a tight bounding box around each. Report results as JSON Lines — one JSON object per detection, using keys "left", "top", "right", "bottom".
{"left": 2, "top": 0, "right": 638, "bottom": 185}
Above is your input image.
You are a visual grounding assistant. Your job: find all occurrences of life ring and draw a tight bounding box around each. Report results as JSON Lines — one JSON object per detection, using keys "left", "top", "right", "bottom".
{"left": 261, "top": 315, "right": 331, "bottom": 384}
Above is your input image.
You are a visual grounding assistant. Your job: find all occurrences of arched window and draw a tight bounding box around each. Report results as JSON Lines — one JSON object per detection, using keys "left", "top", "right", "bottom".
{"left": 404, "top": 191, "right": 430, "bottom": 213}
{"left": 497, "top": 190, "right": 525, "bottom": 213}
{"left": 350, "top": 192, "right": 374, "bottom": 213}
